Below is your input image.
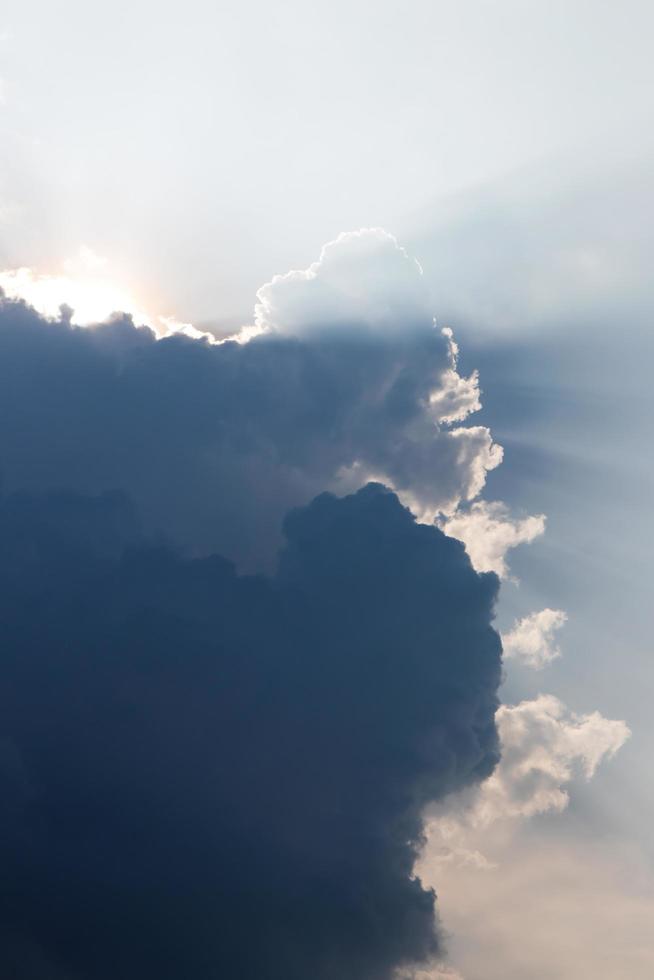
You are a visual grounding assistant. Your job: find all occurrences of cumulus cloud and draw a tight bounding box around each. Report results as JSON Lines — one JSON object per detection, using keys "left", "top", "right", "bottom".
{"left": 439, "top": 500, "right": 546, "bottom": 577}
{"left": 421, "top": 695, "right": 630, "bottom": 874}
{"left": 254, "top": 229, "right": 431, "bottom": 337}
{"left": 502, "top": 608, "right": 568, "bottom": 669}
{"left": 0, "top": 227, "right": 577, "bottom": 978}
{"left": 0, "top": 231, "right": 504, "bottom": 570}
{"left": 414, "top": 685, "right": 636, "bottom": 979}
{"left": 0, "top": 483, "right": 502, "bottom": 980}
{"left": 427, "top": 329, "right": 481, "bottom": 424}
{"left": 475, "top": 695, "right": 630, "bottom": 822}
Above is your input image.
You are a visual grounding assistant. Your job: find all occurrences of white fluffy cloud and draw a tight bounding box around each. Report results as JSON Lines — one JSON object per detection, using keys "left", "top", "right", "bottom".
{"left": 413, "top": 698, "right": 632, "bottom": 978}
{"left": 255, "top": 228, "right": 432, "bottom": 337}
{"left": 427, "top": 328, "right": 481, "bottom": 424}
{"left": 251, "top": 228, "right": 505, "bottom": 524}
{"left": 439, "top": 500, "right": 546, "bottom": 577}
{"left": 417, "top": 700, "right": 643, "bottom": 979}
{"left": 502, "top": 608, "right": 568, "bottom": 669}
{"left": 420, "top": 695, "right": 630, "bottom": 878}
{"left": 479, "top": 695, "right": 630, "bottom": 822}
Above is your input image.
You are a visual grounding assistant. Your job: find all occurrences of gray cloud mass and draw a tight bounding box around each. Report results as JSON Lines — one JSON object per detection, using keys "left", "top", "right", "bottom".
{"left": 0, "top": 231, "right": 506, "bottom": 978}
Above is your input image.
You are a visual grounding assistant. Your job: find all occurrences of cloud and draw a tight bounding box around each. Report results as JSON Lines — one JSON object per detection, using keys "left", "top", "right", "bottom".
{"left": 476, "top": 695, "right": 630, "bottom": 822}
{"left": 438, "top": 500, "right": 546, "bottom": 577}
{"left": 412, "top": 693, "right": 632, "bottom": 978}
{"left": 0, "top": 482, "right": 502, "bottom": 980}
{"left": 254, "top": 229, "right": 431, "bottom": 338}
{"left": 0, "top": 263, "right": 149, "bottom": 328}
{"left": 427, "top": 331, "right": 481, "bottom": 424}
{"left": 0, "top": 258, "right": 216, "bottom": 342}
{"left": 0, "top": 232, "right": 504, "bottom": 571}
{"left": 502, "top": 608, "right": 568, "bottom": 669}
{"left": 421, "top": 694, "right": 630, "bottom": 873}
{"left": 0, "top": 228, "right": 570, "bottom": 977}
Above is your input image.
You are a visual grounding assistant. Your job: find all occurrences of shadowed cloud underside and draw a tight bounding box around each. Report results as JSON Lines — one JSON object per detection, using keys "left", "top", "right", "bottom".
{"left": 0, "top": 483, "right": 501, "bottom": 979}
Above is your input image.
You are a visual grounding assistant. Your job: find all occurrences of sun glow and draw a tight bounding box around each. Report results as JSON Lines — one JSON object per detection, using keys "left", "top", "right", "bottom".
{"left": 0, "top": 248, "right": 221, "bottom": 343}
{"left": 0, "top": 265, "right": 148, "bottom": 327}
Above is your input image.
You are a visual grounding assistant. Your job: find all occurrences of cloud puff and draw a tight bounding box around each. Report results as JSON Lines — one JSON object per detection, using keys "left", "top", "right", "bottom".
{"left": 255, "top": 229, "right": 432, "bottom": 337}
{"left": 502, "top": 608, "right": 568, "bottom": 669}
{"left": 439, "top": 500, "right": 546, "bottom": 577}
{"left": 0, "top": 482, "right": 502, "bottom": 980}
{"left": 0, "top": 232, "right": 504, "bottom": 570}
{"left": 422, "top": 694, "right": 630, "bottom": 874}
{"left": 476, "top": 695, "right": 630, "bottom": 822}
{"left": 415, "top": 695, "right": 639, "bottom": 980}
{"left": 428, "top": 332, "right": 481, "bottom": 424}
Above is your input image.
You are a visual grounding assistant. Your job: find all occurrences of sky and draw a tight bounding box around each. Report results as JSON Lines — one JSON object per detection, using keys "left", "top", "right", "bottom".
{"left": 1, "top": 3, "right": 654, "bottom": 978}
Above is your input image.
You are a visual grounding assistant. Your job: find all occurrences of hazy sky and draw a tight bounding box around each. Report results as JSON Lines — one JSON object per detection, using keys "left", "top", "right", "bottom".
{"left": 2, "top": 0, "right": 654, "bottom": 323}
{"left": 2, "top": 3, "right": 654, "bottom": 978}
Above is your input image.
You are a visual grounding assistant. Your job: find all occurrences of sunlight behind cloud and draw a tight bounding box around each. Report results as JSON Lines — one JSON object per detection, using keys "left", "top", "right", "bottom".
{"left": 0, "top": 266, "right": 143, "bottom": 326}
{"left": 0, "top": 249, "right": 219, "bottom": 342}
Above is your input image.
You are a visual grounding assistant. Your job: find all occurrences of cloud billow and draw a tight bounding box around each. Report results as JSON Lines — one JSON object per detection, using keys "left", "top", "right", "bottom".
{"left": 0, "top": 228, "right": 575, "bottom": 978}
{"left": 0, "top": 483, "right": 502, "bottom": 980}
{"left": 0, "top": 230, "right": 501, "bottom": 572}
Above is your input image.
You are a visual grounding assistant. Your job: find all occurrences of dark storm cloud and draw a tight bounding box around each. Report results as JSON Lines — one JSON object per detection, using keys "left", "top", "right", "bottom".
{"left": 0, "top": 258, "right": 498, "bottom": 572}
{"left": 0, "top": 231, "right": 504, "bottom": 977}
{"left": 0, "top": 482, "right": 501, "bottom": 980}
